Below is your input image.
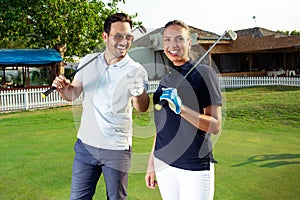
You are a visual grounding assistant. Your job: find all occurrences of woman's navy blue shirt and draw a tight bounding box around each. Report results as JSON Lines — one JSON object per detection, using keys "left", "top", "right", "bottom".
{"left": 153, "top": 60, "right": 222, "bottom": 171}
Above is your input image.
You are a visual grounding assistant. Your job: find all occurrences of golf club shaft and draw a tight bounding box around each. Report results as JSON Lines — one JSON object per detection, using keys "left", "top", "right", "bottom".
{"left": 157, "top": 30, "right": 236, "bottom": 109}
{"left": 42, "top": 53, "right": 100, "bottom": 98}
{"left": 183, "top": 31, "right": 227, "bottom": 80}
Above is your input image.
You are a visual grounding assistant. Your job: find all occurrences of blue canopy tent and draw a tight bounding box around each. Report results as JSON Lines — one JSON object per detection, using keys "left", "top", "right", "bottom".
{"left": 0, "top": 49, "right": 63, "bottom": 88}
{"left": 0, "top": 49, "right": 62, "bottom": 65}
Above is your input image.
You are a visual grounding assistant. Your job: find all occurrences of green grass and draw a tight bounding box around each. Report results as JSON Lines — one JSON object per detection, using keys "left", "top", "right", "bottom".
{"left": 0, "top": 86, "right": 299, "bottom": 200}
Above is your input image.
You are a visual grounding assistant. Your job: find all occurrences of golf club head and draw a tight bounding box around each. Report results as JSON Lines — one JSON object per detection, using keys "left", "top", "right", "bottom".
{"left": 137, "top": 26, "right": 147, "bottom": 34}
{"left": 227, "top": 30, "right": 237, "bottom": 41}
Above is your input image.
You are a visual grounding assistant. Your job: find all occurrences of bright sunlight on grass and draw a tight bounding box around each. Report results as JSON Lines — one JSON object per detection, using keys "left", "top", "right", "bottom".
{"left": 0, "top": 86, "right": 299, "bottom": 200}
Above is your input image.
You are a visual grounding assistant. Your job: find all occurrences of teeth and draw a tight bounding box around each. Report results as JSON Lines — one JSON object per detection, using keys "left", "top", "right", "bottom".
{"left": 117, "top": 46, "right": 126, "bottom": 50}
{"left": 170, "top": 50, "right": 179, "bottom": 55}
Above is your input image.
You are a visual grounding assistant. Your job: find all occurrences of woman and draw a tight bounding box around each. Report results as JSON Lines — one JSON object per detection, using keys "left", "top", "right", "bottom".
{"left": 145, "top": 20, "right": 222, "bottom": 200}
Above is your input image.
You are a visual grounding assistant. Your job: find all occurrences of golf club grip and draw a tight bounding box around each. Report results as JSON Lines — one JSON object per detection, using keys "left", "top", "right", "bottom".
{"left": 42, "top": 71, "right": 78, "bottom": 98}
{"left": 42, "top": 86, "right": 56, "bottom": 97}
{"left": 155, "top": 100, "right": 168, "bottom": 110}
{"left": 160, "top": 100, "right": 168, "bottom": 106}
{"left": 41, "top": 71, "right": 78, "bottom": 98}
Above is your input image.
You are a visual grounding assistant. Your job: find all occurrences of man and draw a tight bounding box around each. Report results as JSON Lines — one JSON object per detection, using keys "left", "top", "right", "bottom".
{"left": 52, "top": 13, "right": 150, "bottom": 199}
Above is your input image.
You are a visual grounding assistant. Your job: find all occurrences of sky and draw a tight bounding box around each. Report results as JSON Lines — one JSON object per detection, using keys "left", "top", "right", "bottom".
{"left": 116, "top": 0, "right": 300, "bottom": 35}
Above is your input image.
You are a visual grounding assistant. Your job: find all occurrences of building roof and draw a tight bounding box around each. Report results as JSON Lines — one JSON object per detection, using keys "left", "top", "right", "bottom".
{"left": 213, "top": 27, "right": 300, "bottom": 54}
{"left": 132, "top": 25, "right": 234, "bottom": 49}
{"left": 0, "top": 49, "right": 63, "bottom": 66}
{"left": 235, "top": 27, "right": 286, "bottom": 38}
{"left": 132, "top": 26, "right": 229, "bottom": 49}
{"left": 188, "top": 26, "right": 221, "bottom": 40}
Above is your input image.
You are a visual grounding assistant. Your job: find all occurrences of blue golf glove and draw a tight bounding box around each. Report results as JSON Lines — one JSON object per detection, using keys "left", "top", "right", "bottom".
{"left": 160, "top": 87, "right": 182, "bottom": 114}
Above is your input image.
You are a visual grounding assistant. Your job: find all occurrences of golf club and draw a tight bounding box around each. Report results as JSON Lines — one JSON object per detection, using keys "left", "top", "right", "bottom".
{"left": 183, "top": 30, "right": 237, "bottom": 80}
{"left": 42, "top": 25, "right": 147, "bottom": 98}
{"left": 155, "top": 29, "right": 237, "bottom": 110}
{"left": 41, "top": 53, "right": 100, "bottom": 98}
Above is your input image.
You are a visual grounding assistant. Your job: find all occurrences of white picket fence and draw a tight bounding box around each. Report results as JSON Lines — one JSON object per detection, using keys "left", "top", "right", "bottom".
{"left": 1, "top": 77, "right": 299, "bottom": 112}
{"left": 0, "top": 88, "right": 74, "bottom": 112}
{"left": 220, "top": 76, "right": 300, "bottom": 88}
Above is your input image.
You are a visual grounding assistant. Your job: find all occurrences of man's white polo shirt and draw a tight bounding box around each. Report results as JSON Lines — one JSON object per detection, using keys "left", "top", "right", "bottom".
{"left": 74, "top": 52, "right": 148, "bottom": 150}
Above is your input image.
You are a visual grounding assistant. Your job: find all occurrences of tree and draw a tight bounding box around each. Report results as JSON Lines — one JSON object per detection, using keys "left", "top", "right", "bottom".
{"left": 276, "top": 30, "right": 300, "bottom": 36}
{"left": 289, "top": 30, "right": 300, "bottom": 36}
{"left": 0, "top": 0, "right": 139, "bottom": 60}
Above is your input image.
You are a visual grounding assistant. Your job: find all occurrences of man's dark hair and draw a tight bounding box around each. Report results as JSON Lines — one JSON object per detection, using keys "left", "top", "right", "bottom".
{"left": 104, "top": 13, "right": 132, "bottom": 34}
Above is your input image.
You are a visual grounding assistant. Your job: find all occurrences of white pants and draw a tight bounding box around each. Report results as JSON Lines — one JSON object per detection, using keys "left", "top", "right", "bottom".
{"left": 154, "top": 158, "right": 215, "bottom": 200}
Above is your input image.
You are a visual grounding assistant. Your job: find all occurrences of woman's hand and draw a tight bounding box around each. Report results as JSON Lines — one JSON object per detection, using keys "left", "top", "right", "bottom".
{"left": 145, "top": 171, "right": 158, "bottom": 189}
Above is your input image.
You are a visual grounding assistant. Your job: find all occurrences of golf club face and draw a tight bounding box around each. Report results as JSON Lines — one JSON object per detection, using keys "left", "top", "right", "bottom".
{"left": 227, "top": 30, "right": 237, "bottom": 40}
{"left": 137, "top": 25, "right": 147, "bottom": 34}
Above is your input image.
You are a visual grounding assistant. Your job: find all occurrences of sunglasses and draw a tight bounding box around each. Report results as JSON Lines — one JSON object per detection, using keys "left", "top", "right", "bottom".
{"left": 109, "top": 33, "right": 134, "bottom": 42}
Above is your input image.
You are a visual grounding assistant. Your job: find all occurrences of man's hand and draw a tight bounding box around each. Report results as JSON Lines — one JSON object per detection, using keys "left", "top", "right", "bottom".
{"left": 52, "top": 75, "right": 70, "bottom": 91}
{"left": 160, "top": 87, "right": 182, "bottom": 114}
{"left": 128, "top": 69, "right": 147, "bottom": 97}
